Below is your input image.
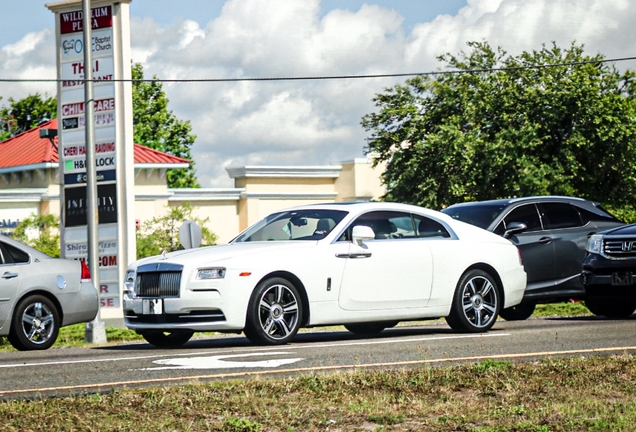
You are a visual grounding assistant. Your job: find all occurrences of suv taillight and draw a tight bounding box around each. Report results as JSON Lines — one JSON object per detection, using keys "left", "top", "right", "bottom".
{"left": 517, "top": 247, "right": 523, "bottom": 266}
{"left": 81, "top": 260, "right": 92, "bottom": 280}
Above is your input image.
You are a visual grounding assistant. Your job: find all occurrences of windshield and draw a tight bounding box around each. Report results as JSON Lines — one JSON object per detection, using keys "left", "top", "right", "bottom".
{"left": 232, "top": 209, "right": 348, "bottom": 242}
{"left": 441, "top": 203, "right": 507, "bottom": 230}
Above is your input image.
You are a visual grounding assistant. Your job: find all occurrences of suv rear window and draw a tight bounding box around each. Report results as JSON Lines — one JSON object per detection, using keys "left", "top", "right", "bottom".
{"left": 578, "top": 206, "right": 621, "bottom": 224}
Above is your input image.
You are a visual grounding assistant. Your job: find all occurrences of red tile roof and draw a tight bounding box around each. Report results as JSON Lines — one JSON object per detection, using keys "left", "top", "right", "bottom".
{"left": 0, "top": 118, "right": 189, "bottom": 170}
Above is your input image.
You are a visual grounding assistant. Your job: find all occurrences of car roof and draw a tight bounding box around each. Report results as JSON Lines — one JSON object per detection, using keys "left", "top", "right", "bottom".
{"left": 285, "top": 201, "right": 424, "bottom": 210}
{"left": 444, "top": 195, "right": 592, "bottom": 208}
{"left": 276, "top": 201, "right": 447, "bottom": 218}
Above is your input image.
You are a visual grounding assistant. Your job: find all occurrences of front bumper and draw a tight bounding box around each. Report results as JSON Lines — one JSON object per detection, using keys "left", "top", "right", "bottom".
{"left": 122, "top": 274, "right": 255, "bottom": 332}
{"left": 581, "top": 253, "right": 636, "bottom": 295}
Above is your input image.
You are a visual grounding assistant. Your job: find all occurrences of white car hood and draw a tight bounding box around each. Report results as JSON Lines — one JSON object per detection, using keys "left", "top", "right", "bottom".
{"left": 131, "top": 241, "right": 319, "bottom": 268}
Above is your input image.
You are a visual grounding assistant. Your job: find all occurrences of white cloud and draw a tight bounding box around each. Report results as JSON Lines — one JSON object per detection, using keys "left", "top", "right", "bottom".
{"left": 0, "top": 29, "right": 56, "bottom": 100}
{"left": 3, "top": 0, "right": 636, "bottom": 188}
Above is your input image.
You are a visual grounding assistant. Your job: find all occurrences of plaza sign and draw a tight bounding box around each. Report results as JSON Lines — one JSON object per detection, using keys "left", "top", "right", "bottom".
{"left": 48, "top": 0, "right": 135, "bottom": 319}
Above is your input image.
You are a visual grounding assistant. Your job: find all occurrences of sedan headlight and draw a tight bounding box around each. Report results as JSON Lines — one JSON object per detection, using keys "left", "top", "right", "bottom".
{"left": 586, "top": 234, "right": 604, "bottom": 254}
{"left": 197, "top": 267, "right": 226, "bottom": 280}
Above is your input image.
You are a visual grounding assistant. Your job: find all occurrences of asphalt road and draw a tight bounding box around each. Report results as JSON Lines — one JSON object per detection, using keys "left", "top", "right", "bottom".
{"left": 1, "top": 315, "right": 635, "bottom": 399}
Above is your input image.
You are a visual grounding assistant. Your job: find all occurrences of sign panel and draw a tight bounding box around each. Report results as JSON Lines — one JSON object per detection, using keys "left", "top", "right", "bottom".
{"left": 63, "top": 142, "right": 116, "bottom": 157}
{"left": 61, "top": 58, "right": 114, "bottom": 87}
{"left": 61, "top": 28, "right": 113, "bottom": 62}
{"left": 64, "top": 169, "right": 116, "bottom": 185}
{"left": 60, "top": 6, "right": 112, "bottom": 34}
{"left": 62, "top": 98, "right": 115, "bottom": 117}
{"left": 64, "top": 183, "right": 117, "bottom": 227}
{"left": 64, "top": 155, "right": 116, "bottom": 174}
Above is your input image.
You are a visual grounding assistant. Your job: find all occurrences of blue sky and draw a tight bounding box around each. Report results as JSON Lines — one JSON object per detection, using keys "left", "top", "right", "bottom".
{"left": 1, "top": 1, "right": 634, "bottom": 188}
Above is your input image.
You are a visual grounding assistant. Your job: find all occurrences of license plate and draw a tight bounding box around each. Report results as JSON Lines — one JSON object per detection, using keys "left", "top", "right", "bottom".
{"left": 142, "top": 299, "right": 163, "bottom": 315}
{"left": 611, "top": 272, "right": 633, "bottom": 286}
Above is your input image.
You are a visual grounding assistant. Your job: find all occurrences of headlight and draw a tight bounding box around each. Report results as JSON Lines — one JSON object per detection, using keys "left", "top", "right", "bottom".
{"left": 124, "top": 270, "right": 136, "bottom": 294}
{"left": 197, "top": 267, "right": 226, "bottom": 280}
{"left": 586, "top": 234, "right": 603, "bottom": 254}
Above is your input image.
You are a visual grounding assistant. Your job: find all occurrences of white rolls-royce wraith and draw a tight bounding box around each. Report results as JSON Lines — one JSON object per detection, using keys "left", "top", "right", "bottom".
{"left": 123, "top": 202, "right": 526, "bottom": 347}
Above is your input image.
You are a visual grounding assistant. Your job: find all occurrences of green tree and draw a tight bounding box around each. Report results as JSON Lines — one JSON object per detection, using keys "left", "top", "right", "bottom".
{"left": 132, "top": 63, "right": 200, "bottom": 188}
{"left": 362, "top": 42, "right": 636, "bottom": 210}
{"left": 0, "top": 93, "right": 56, "bottom": 141}
{"left": 12, "top": 214, "right": 61, "bottom": 258}
{"left": 136, "top": 203, "right": 217, "bottom": 259}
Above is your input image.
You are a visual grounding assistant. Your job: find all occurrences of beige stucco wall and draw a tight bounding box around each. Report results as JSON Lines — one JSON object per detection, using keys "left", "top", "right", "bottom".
{"left": 235, "top": 177, "right": 337, "bottom": 194}
{"left": 335, "top": 158, "right": 386, "bottom": 202}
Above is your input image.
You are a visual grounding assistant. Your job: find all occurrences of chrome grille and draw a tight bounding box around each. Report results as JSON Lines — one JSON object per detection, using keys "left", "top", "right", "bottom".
{"left": 603, "top": 238, "right": 636, "bottom": 258}
{"left": 135, "top": 271, "right": 181, "bottom": 298}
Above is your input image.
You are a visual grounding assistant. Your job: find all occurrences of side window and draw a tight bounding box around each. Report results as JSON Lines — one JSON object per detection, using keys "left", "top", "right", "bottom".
{"left": 540, "top": 203, "right": 583, "bottom": 229}
{"left": 344, "top": 211, "right": 415, "bottom": 240}
{"left": 414, "top": 215, "right": 450, "bottom": 238}
{"left": 494, "top": 204, "right": 542, "bottom": 235}
{"left": 578, "top": 206, "right": 620, "bottom": 224}
{"left": 1, "top": 242, "right": 29, "bottom": 264}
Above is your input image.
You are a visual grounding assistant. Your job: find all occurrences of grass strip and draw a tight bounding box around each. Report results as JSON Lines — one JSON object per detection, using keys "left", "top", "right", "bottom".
{"left": 1, "top": 354, "right": 635, "bottom": 431}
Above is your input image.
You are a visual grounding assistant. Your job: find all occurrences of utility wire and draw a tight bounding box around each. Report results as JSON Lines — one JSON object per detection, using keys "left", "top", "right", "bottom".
{"left": 0, "top": 56, "right": 635, "bottom": 83}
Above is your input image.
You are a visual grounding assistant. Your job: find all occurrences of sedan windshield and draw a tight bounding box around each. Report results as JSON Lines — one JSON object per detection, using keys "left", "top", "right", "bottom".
{"left": 233, "top": 209, "right": 348, "bottom": 242}
{"left": 442, "top": 203, "right": 507, "bottom": 230}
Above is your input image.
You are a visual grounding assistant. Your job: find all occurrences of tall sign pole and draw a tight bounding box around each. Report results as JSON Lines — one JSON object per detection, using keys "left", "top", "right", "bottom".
{"left": 82, "top": 0, "right": 107, "bottom": 343}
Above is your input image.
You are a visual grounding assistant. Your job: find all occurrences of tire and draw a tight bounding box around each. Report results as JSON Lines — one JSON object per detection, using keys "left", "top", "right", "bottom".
{"left": 142, "top": 330, "right": 194, "bottom": 348}
{"left": 585, "top": 297, "right": 636, "bottom": 319}
{"left": 244, "top": 277, "right": 302, "bottom": 345}
{"left": 499, "top": 301, "right": 536, "bottom": 321}
{"left": 8, "top": 295, "right": 60, "bottom": 351}
{"left": 345, "top": 321, "right": 398, "bottom": 335}
{"left": 445, "top": 269, "right": 501, "bottom": 333}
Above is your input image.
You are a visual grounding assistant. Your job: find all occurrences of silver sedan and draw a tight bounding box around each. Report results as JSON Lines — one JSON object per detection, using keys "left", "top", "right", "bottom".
{"left": 0, "top": 236, "right": 99, "bottom": 350}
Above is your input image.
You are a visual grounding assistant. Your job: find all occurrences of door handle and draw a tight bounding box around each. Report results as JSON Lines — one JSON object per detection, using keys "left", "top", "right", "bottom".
{"left": 539, "top": 237, "right": 552, "bottom": 244}
{"left": 2, "top": 272, "right": 18, "bottom": 279}
{"left": 335, "top": 252, "right": 372, "bottom": 259}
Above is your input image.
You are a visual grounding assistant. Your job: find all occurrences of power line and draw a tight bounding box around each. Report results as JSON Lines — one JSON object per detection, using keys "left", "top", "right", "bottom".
{"left": 0, "top": 55, "right": 635, "bottom": 83}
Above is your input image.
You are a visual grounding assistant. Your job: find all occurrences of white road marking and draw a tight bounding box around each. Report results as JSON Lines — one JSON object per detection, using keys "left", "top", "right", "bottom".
{"left": 0, "top": 333, "right": 509, "bottom": 369}
{"left": 141, "top": 352, "right": 304, "bottom": 370}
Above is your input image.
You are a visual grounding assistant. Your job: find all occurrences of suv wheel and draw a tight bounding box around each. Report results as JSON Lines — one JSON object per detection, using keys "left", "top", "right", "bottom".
{"left": 585, "top": 297, "right": 636, "bottom": 319}
{"left": 499, "top": 301, "right": 536, "bottom": 321}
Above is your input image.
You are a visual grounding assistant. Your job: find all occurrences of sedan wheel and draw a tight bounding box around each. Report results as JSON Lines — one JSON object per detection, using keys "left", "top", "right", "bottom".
{"left": 142, "top": 330, "right": 194, "bottom": 348}
{"left": 244, "top": 277, "right": 302, "bottom": 345}
{"left": 446, "top": 270, "right": 500, "bottom": 333}
{"left": 9, "top": 295, "right": 60, "bottom": 351}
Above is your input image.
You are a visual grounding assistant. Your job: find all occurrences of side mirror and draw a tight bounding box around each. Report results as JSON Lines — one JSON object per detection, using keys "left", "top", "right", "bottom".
{"left": 352, "top": 225, "right": 375, "bottom": 246}
{"left": 504, "top": 221, "right": 527, "bottom": 239}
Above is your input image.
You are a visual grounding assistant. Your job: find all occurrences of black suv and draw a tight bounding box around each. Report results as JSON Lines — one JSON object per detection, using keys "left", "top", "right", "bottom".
{"left": 581, "top": 224, "right": 636, "bottom": 318}
{"left": 442, "top": 196, "right": 624, "bottom": 320}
